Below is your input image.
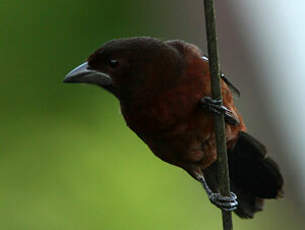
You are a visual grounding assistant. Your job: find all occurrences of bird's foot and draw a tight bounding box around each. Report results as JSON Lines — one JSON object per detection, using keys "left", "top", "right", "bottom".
{"left": 208, "top": 192, "right": 238, "bottom": 211}
{"left": 220, "top": 73, "right": 240, "bottom": 97}
{"left": 199, "top": 96, "right": 239, "bottom": 126}
{"left": 197, "top": 173, "right": 238, "bottom": 212}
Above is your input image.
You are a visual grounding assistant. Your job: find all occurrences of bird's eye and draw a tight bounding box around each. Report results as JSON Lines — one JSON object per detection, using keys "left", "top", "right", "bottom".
{"left": 108, "top": 59, "right": 119, "bottom": 68}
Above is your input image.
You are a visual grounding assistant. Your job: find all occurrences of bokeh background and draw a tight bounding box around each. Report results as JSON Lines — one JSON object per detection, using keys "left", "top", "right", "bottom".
{"left": 1, "top": 0, "right": 304, "bottom": 229}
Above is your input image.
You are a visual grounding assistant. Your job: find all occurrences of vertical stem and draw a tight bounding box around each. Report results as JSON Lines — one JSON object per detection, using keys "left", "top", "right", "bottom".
{"left": 203, "top": 1, "right": 233, "bottom": 230}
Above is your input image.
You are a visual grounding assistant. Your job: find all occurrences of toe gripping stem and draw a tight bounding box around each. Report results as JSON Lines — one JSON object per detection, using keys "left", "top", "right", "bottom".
{"left": 200, "top": 97, "right": 239, "bottom": 126}
{"left": 197, "top": 174, "right": 238, "bottom": 212}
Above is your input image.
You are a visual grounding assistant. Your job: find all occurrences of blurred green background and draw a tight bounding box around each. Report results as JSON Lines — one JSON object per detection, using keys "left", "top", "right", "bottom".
{"left": 1, "top": 0, "right": 302, "bottom": 229}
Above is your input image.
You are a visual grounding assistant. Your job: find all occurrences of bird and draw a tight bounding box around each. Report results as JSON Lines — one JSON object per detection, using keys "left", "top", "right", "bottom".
{"left": 64, "top": 37, "right": 283, "bottom": 218}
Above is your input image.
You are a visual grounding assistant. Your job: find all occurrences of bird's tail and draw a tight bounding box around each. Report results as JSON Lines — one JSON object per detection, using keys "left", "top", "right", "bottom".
{"left": 228, "top": 131, "right": 284, "bottom": 218}
{"left": 203, "top": 131, "right": 283, "bottom": 218}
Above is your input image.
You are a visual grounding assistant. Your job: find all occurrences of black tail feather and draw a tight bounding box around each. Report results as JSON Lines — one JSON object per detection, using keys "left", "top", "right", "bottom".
{"left": 230, "top": 183, "right": 264, "bottom": 218}
{"left": 203, "top": 131, "right": 284, "bottom": 218}
{"left": 229, "top": 132, "right": 283, "bottom": 199}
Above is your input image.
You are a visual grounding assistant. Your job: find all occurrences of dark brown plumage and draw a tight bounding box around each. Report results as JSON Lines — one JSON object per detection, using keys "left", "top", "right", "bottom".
{"left": 64, "top": 37, "right": 283, "bottom": 218}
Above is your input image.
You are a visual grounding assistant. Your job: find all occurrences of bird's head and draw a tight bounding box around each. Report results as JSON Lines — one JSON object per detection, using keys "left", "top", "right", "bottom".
{"left": 63, "top": 37, "right": 203, "bottom": 102}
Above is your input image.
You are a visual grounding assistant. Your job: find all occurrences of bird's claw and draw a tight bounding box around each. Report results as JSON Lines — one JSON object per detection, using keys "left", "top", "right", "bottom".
{"left": 220, "top": 73, "right": 240, "bottom": 97}
{"left": 200, "top": 96, "right": 239, "bottom": 126}
{"left": 208, "top": 192, "right": 238, "bottom": 211}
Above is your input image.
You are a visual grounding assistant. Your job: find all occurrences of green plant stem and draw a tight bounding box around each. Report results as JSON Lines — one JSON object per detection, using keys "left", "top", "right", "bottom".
{"left": 203, "top": 0, "right": 233, "bottom": 230}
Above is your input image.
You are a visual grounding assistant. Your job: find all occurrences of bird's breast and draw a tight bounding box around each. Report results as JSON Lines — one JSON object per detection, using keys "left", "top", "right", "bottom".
{"left": 120, "top": 86, "right": 204, "bottom": 137}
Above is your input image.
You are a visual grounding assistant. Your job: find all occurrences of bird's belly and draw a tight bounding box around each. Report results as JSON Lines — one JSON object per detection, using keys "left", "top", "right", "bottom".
{"left": 141, "top": 124, "right": 217, "bottom": 169}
